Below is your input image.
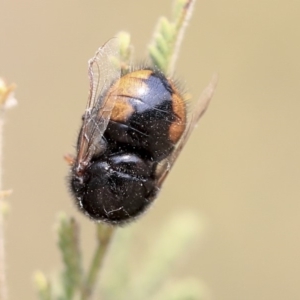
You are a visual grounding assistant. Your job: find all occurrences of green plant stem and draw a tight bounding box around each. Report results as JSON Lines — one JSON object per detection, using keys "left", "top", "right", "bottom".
{"left": 57, "top": 215, "right": 83, "bottom": 300}
{"left": 0, "top": 110, "right": 7, "bottom": 300}
{"left": 0, "top": 81, "right": 16, "bottom": 300}
{"left": 169, "top": 0, "right": 195, "bottom": 73}
{"left": 81, "top": 224, "right": 115, "bottom": 300}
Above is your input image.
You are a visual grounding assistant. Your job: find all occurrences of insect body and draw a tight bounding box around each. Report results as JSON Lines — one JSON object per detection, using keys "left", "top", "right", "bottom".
{"left": 69, "top": 38, "right": 216, "bottom": 225}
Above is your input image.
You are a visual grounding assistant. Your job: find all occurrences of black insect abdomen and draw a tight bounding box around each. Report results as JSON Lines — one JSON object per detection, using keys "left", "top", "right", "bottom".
{"left": 71, "top": 154, "right": 158, "bottom": 224}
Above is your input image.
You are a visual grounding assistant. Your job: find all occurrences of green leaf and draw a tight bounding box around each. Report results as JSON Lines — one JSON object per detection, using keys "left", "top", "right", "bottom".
{"left": 34, "top": 271, "right": 53, "bottom": 300}
{"left": 57, "top": 213, "right": 83, "bottom": 300}
{"left": 129, "top": 213, "right": 204, "bottom": 299}
{"left": 152, "top": 278, "right": 208, "bottom": 300}
{"left": 148, "top": 0, "right": 196, "bottom": 74}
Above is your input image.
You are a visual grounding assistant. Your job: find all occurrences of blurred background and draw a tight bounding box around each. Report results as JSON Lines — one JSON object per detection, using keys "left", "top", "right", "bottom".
{"left": 1, "top": 0, "right": 300, "bottom": 299}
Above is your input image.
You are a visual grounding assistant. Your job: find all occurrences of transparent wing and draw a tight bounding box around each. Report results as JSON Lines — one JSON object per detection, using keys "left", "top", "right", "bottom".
{"left": 75, "top": 38, "right": 121, "bottom": 175}
{"left": 157, "top": 74, "right": 218, "bottom": 187}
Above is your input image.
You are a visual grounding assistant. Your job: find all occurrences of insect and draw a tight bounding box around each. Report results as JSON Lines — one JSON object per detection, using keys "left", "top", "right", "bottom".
{"left": 69, "top": 38, "right": 216, "bottom": 225}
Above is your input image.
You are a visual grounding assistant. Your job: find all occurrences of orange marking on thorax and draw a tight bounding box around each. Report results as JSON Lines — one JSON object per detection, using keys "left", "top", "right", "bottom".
{"left": 168, "top": 81, "right": 186, "bottom": 143}
{"left": 104, "top": 70, "right": 151, "bottom": 122}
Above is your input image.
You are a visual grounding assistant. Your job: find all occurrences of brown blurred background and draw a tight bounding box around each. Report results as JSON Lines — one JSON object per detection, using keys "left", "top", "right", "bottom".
{"left": 1, "top": 0, "right": 300, "bottom": 299}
